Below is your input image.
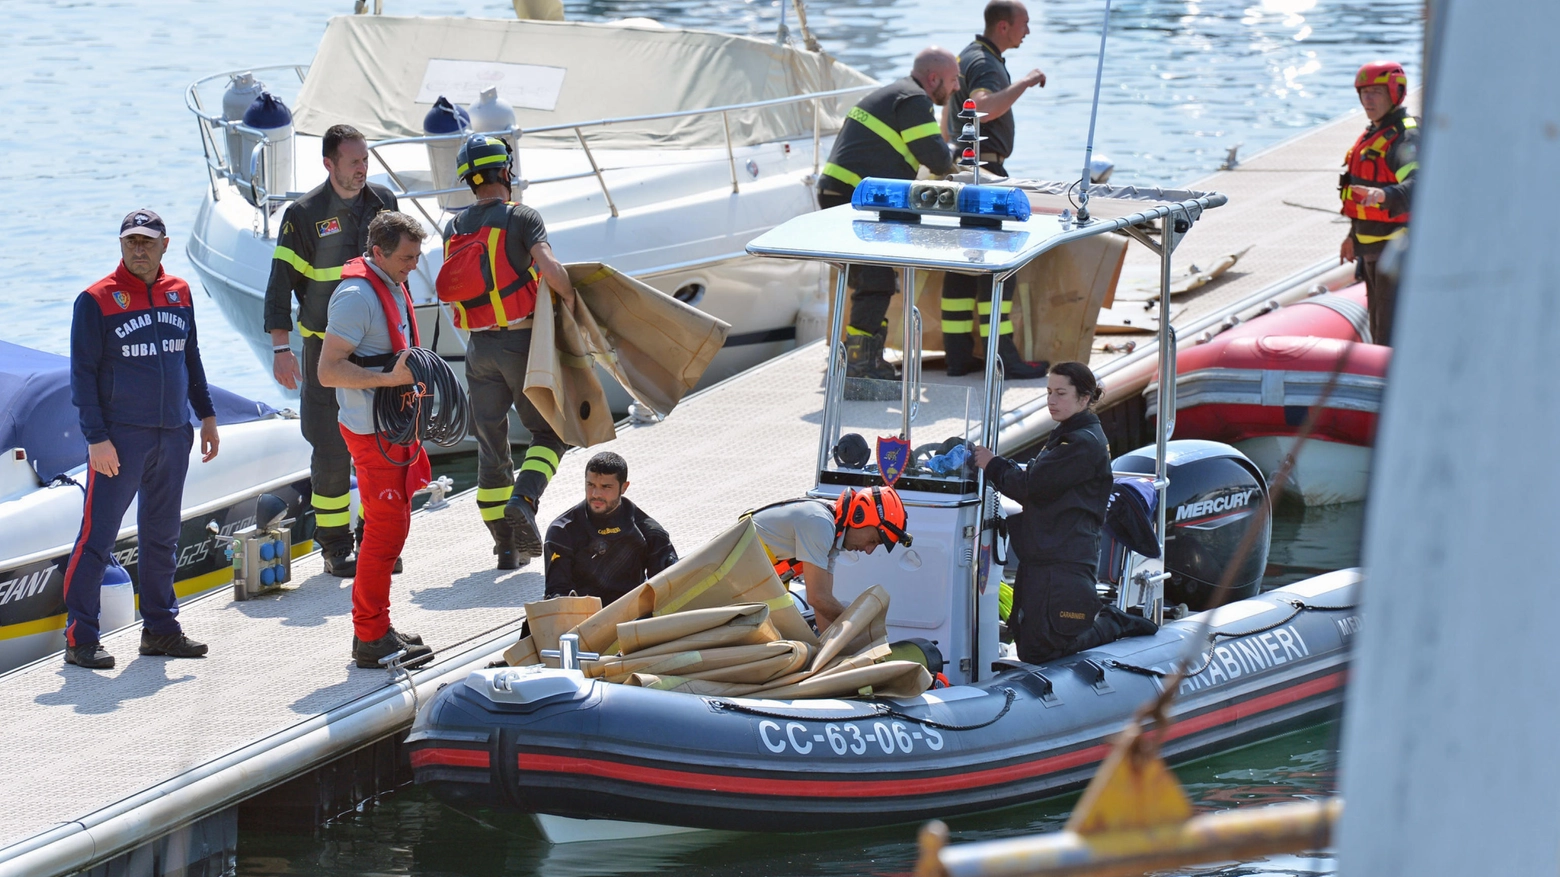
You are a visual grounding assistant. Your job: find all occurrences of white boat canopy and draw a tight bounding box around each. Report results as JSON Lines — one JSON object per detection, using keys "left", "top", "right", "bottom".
{"left": 291, "top": 15, "right": 875, "bottom": 148}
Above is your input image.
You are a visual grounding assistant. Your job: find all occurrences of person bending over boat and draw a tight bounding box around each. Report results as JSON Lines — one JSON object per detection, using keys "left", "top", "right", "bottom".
{"left": 816, "top": 47, "right": 960, "bottom": 383}
{"left": 436, "top": 135, "right": 576, "bottom": 570}
{"left": 749, "top": 487, "right": 913, "bottom": 630}
{"left": 62, "top": 209, "right": 215, "bottom": 670}
{"left": 973, "top": 362, "right": 1155, "bottom": 664}
{"left": 316, "top": 212, "right": 434, "bottom": 670}
{"left": 543, "top": 452, "right": 677, "bottom": 605}
{"left": 264, "top": 125, "right": 400, "bottom": 578}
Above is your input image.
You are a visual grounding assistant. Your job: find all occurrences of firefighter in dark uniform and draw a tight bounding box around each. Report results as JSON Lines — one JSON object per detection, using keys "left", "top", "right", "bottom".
{"left": 437, "top": 135, "right": 575, "bottom": 568}
{"left": 1339, "top": 60, "right": 1417, "bottom": 347}
{"left": 264, "top": 124, "right": 399, "bottom": 576}
{"left": 62, "top": 210, "right": 216, "bottom": 670}
{"left": 973, "top": 362, "right": 1156, "bottom": 664}
{"left": 543, "top": 452, "right": 677, "bottom": 604}
{"left": 817, "top": 47, "right": 960, "bottom": 382}
{"left": 941, "top": 0, "right": 1049, "bottom": 379}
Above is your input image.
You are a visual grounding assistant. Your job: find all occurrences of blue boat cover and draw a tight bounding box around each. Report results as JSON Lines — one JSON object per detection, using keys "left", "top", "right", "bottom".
{"left": 0, "top": 340, "right": 279, "bottom": 482}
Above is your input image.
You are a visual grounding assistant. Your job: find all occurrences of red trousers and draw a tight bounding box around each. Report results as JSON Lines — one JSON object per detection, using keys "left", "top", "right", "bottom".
{"left": 340, "top": 427, "right": 428, "bottom": 641}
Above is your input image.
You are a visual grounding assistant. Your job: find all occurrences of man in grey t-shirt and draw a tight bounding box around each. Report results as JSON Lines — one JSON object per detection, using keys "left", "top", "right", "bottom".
{"left": 317, "top": 211, "right": 434, "bottom": 670}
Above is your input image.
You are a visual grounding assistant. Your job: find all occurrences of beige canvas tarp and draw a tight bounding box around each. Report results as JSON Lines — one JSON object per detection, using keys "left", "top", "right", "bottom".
{"left": 523, "top": 262, "right": 730, "bottom": 448}
{"left": 292, "top": 16, "right": 875, "bottom": 148}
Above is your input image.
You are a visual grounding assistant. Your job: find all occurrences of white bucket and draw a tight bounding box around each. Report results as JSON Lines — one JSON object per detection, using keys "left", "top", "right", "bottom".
{"left": 99, "top": 580, "right": 136, "bottom": 633}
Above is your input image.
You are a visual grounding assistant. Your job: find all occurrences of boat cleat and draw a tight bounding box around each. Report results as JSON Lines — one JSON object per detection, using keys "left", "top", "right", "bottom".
{"left": 465, "top": 664, "right": 595, "bottom": 708}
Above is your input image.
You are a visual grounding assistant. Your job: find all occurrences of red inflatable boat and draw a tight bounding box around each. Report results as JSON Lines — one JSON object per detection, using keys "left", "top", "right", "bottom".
{"left": 1148, "top": 285, "right": 1391, "bottom": 505}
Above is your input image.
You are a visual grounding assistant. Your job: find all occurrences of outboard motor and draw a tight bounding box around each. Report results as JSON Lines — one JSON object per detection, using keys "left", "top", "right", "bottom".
{"left": 238, "top": 92, "right": 294, "bottom": 209}
{"left": 1113, "top": 439, "right": 1270, "bottom": 610}
{"left": 220, "top": 72, "right": 265, "bottom": 180}
{"left": 424, "top": 95, "right": 472, "bottom": 211}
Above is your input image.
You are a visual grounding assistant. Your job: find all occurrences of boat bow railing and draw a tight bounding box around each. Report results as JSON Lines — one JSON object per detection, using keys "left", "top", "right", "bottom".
{"left": 186, "top": 65, "right": 874, "bottom": 237}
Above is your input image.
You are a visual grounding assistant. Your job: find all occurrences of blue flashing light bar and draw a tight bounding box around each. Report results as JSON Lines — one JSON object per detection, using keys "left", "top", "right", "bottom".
{"left": 849, "top": 178, "right": 1032, "bottom": 223}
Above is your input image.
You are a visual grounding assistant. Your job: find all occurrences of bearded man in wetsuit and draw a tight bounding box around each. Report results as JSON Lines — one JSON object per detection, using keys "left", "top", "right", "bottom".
{"left": 543, "top": 452, "right": 677, "bottom": 604}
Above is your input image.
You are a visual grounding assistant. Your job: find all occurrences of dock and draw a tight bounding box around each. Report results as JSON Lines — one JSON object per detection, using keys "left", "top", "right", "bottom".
{"left": 0, "top": 104, "right": 1374, "bottom": 876}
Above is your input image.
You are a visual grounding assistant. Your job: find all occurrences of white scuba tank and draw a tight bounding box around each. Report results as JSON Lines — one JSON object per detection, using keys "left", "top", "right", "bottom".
{"left": 239, "top": 92, "right": 294, "bottom": 210}
{"left": 221, "top": 72, "right": 265, "bottom": 179}
{"left": 468, "top": 86, "right": 520, "bottom": 192}
{"left": 424, "top": 96, "right": 472, "bottom": 211}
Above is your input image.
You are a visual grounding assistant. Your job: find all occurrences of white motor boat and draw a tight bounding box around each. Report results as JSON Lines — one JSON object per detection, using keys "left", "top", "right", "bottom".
{"left": 183, "top": 10, "right": 875, "bottom": 411}
{"left": 0, "top": 342, "right": 314, "bottom": 673}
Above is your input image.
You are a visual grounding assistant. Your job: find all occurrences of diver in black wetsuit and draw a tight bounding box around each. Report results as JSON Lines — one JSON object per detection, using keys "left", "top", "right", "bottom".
{"left": 973, "top": 362, "right": 1157, "bottom": 664}
{"left": 543, "top": 452, "right": 677, "bottom": 605}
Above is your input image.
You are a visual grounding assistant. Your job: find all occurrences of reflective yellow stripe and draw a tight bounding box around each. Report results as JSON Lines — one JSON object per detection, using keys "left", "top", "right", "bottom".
{"left": 845, "top": 325, "right": 874, "bottom": 337}
{"left": 847, "top": 106, "right": 919, "bottom": 171}
{"left": 477, "top": 486, "right": 514, "bottom": 503}
{"left": 1354, "top": 227, "right": 1409, "bottom": 245}
{"left": 977, "top": 300, "right": 1014, "bottom": 315}
{"left": 941, "top": 297, "right": 975, "bottom": 312}
{"left": 942, "top": 320, "right": 975, "bottom": 333}
{"left": 312, "top": 492, "right": 350, "bottom": 510}
{"left": 315, "top": 511, "right": 352, "bottom": 528}
{"left": 480, "top": 504, "right": 508, "bottom": 522}
{"left": 822, "top": 162, "right": 863, "bottom": 188}
{"left": 978, "top": 320, "right": 1014, "bottom": 337}
{"left": 272, "top": 246, "right": 343, "bottom": 283}
{"left": 298, "top": 325, "right": 325, "bottom": 339}
{"left": 1402, "top": 117, "right": 1417, "bottom": 129}
{"left": 486, "top": 227, "right": 509, "bottom": 326}
{"left": 1394, "top": 161, "right": 1418, "bottom": 180}
{"left": 899, "top": 121, "right": 942, "bottom": 142}
{"left": 526, "top": 445, "right": 561, "bottom": 468}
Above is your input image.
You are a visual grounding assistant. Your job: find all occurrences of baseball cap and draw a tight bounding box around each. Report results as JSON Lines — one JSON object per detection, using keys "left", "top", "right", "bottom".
{"left": 119, "top": 209, "right": 167, "bottom": 238}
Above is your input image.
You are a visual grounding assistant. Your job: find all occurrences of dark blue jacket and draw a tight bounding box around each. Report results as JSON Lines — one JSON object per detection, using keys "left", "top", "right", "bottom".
{"left": 70, "top": 263, "right": 216, "bottom": 444}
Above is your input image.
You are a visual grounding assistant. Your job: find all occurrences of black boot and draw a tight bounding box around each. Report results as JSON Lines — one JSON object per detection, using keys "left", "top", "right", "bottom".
{"left": 944, "top": 333, "right": 983, "bottom": 377}
{"left": 486, "top": 519, "right": 525, "bottom": 571}
{"left": 321, "top": 547, "right": 357, "bottom": 577}
{"left": 65, "top": 643, "right": 114, "bottom": 670}
{"left": 844, "top": 332, "right": 900, "bottom": 401}
{"left": 354, "top": 629, "right": 433, "bottom": 670}
{"left": 997, "top": 336, "right": 1048, "bottom": 380}
{"left": 505, "top": 494, "right": 544, "bottom": 561}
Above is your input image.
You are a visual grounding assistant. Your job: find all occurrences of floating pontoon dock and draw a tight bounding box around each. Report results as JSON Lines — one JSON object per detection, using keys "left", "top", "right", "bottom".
{"left": 0, "top": 105, "right": 1375, "bottom": 877}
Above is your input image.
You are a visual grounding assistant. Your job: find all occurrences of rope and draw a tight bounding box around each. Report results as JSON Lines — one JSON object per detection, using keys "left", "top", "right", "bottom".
{"left": 710, "top": 687, "right": 1017, "bottom": 732}
{"left": 371, "top": 347, "right": 470, "bottom": 466}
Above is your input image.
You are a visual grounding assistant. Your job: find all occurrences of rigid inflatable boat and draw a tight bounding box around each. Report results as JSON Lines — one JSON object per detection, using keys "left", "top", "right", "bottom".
{"left": 1149, "top": 284, "right": 1391, "bottom": 505}
{"left": 408, "top": 175, "right": 1367, "bottom": 840}
{"left": 0, "top": 341, "right": 314, "bottom": 671}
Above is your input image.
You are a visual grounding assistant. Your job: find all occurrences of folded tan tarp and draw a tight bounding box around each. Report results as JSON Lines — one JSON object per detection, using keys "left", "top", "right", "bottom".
{"left": 502, "top": 528, "right": 931, "bottom": 700}
{"left": 524, "top": 264, "right": 731, "bottom": 448}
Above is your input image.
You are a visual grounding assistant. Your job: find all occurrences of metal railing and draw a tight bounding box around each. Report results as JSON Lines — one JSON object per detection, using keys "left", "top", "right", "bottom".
{"left": 186, "top": 64, "right": 874, "bottom": 237}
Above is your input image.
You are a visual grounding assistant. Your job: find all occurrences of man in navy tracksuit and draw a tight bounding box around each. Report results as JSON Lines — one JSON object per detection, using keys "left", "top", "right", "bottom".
{"left": 62, "top": 209, "right": 218, "bottom": 670}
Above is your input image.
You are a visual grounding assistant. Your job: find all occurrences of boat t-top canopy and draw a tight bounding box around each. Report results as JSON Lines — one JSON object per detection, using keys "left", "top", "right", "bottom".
{"left": 746, "top": 182, "right": 1227, "bottom": 276}
{"left": 746, "top": 178, "right": 1226, "bottom": 629}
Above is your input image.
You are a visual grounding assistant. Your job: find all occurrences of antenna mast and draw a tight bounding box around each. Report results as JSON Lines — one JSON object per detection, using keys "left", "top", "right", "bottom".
{"left": 1076, "top": 0, "right": 1114, "bottom": 224}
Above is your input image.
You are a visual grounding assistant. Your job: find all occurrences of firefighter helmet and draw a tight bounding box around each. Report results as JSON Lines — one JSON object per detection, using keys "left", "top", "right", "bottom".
{"left": 833, "top": 486, "right": 912, "bottom": 552}
{"left": 1355, "top": 60, "right": 1408, "bottom": 106}
{"left": 455, "top": 134, "right": 512, "bottom": 185}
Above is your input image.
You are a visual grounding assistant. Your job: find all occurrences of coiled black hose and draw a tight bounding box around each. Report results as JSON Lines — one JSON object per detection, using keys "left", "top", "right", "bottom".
{"left": 372, "top": 347, "right": 470, "bottom": 465}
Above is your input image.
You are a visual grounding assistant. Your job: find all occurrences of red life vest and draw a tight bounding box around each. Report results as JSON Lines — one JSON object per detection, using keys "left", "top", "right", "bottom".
{"left": 340, "top": 257, "right": 420, "bottom": 352}
{"left": 435, "top": 204, "right": 540, "bottom": 331}
{"left": 1339, "top": 113, "right": 1417, "bottom": 230}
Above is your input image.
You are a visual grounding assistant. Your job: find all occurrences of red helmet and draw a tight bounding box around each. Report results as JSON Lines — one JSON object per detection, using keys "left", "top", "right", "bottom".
{"left": 1355, "top": 60, "right": 1408, "bottom": 106}
{"left": 833, "top": 486, "right": 912, "bottom": 552}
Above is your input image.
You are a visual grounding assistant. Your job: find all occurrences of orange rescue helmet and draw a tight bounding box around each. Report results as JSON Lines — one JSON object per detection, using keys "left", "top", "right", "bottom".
{"left": 1355, "top": 60, "right": 1408, "bottom": 107}
{"left": 833, "top": 486, "right": 912, "bottom": 552}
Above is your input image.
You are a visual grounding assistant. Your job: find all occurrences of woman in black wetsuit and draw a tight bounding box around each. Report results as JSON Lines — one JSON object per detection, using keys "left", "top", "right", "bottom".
{"left": 972, "top": 362, "right": 1157, "bottom": 664}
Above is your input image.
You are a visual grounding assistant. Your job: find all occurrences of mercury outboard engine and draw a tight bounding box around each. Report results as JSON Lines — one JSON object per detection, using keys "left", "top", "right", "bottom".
{"left": 1113, "top": 440, "right": 1270, "bottom": 610}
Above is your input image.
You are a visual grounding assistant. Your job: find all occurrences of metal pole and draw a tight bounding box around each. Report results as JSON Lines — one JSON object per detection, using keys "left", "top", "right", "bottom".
{"left": 1076, "top": 0, "right": 1114, "bottom": 223}
{"left": 723, "top": 111, "right": 740, "bottom": 194}
{"left": 901, "top": 268, "right": 918, "bottom": 440}
{"left": 1155, "top": 214, "right": 1175, "bottom": 578}
{"left": 813, "top": 96, "right": 822, "bottom": 178}
{"left": 817, "top": 267, "right": 852, "bottom": 479}
{"left": 981, "top": 276, "right": 1005, "bottom": 432}
{"left": 574, "top": 128, "right": 619, "bottom": 218}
